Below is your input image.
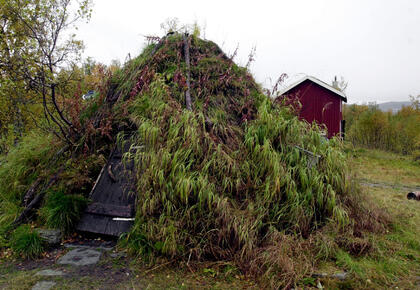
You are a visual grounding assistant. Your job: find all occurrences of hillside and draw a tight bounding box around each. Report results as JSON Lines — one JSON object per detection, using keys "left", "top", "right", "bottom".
{"left": 377, "top": 101, "right": 411, "bottom": 113}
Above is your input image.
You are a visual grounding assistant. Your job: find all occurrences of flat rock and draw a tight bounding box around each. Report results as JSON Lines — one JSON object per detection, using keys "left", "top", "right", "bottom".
{"left": 57, "top": 248, "right": 101, "bottom": 266}
{"left": 35, "top": 269, "right": 64, "bottom": 276}
{"left": 109, "top": 250, "right": 128, "bottom": 259}
{"left": 36, "top": 229, "right": 61, "bottom": 245}
{"left": 330, "top": 272, "right": 349, "bottom": 280}
{"left": 32, "top": 281, "right": 56, "bottom": 290}
{"left": 312, "top": 272, "right": 328, "bottom": 278}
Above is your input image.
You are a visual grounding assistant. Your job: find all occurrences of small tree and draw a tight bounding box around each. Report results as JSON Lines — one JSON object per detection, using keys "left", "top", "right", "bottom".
{"left": 0, "top": 0, "right": 92, "bottom": 144}
{"left": 410, "top": 94, "right": 420, "bottom": 111}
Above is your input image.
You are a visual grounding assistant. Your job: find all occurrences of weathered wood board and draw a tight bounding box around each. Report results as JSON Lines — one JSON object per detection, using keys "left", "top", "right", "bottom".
{"left": 77, "top": 142, "right": 136, "bottom": 236}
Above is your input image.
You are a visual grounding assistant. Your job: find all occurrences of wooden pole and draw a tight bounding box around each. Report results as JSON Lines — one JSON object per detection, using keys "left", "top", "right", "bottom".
{"left": 183, "top": 33, "right": 193, "bottom": 111}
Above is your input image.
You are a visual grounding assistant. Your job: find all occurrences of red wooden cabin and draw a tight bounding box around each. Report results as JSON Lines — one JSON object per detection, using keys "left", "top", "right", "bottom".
{"left": 278, "top": 76, "right": 347, "bottom": 138}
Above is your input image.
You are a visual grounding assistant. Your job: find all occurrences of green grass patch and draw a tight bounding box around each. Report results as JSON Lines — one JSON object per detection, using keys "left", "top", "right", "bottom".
{"left": 10, "top": 225, "right": 45, "bottom": 259}
{"left": 39, "top": 190, "right": 89, "bottom": 234}
{"left": 349, "top": 147, "right": 420, "bottom": 186}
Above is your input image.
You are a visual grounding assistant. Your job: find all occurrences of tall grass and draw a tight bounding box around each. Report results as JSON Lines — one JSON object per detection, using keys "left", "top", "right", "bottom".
{"left": 128, "top": 83, "right": 351, "bottom": 252}
{"left": 10, "top": 225, "right": 45, "bottom": 259}
{"left": 39, "top": 190, "right": 88, "bottom": 234}
{"left": 0, "top": 129, "right": 101, "bottom": 247}
{"left": 0, "top": 131, "right": 57, "bottom": 240}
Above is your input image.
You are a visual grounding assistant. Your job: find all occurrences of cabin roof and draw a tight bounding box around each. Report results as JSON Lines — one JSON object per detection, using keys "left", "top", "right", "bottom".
{"left": 278, "top": 75, "right": 347, "bottom": 102}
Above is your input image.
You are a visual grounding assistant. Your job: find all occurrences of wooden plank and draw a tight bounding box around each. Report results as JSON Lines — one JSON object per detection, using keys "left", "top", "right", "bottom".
{"left": 85, "top": 202, "right": 134, "bottom": 218}
{"left": 77, "top": 139, "right": 137, "bottom": 236}
{"left": 77, "top": 213, "right": 133, "bottom": 237}
{"left": 88, "top": 166, "right": 105, "bottom": 199}
{"left": 89, "top": 146, "right": 136, "bottom": 207}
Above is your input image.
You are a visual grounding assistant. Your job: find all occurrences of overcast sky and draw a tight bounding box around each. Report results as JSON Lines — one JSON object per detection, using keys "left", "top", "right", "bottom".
{"left": 77, "top": 0, "right": 420, "bottom": 104}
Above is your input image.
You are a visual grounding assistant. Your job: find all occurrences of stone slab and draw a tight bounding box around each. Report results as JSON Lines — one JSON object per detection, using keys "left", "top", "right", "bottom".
{"left": 331, "top": 272, "right": 349, "bottom": 280}
{"left": 36, "top": 269, "right": 64, "bottom": 276}
{"left": 36, "top": 229, "right": 61, "bottom": 245}
{"left": 32, "top": 281, "right": 56, "bottom": 290}
{"left": 57, "top": 248, "right": 101, "bottom": 266}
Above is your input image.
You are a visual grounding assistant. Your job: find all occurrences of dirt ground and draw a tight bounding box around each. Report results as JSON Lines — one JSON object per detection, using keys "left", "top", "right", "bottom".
{"left": 0, "top": 243, "right": 256, "bottom": 290}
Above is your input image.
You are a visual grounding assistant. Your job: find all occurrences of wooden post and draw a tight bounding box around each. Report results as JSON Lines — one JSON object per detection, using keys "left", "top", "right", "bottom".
{"left": 183, "top": 33, "right": 193, "bottom": 111}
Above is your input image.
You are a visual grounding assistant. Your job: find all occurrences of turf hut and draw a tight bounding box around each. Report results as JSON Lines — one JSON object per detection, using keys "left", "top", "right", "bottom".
{"left": 74, "top": 32, "right": 381, "bottom": 287}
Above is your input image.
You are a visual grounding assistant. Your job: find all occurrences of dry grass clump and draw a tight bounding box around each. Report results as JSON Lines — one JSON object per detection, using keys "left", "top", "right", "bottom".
{"left": 250, "top": 232, "right": 313, "bottom": 289}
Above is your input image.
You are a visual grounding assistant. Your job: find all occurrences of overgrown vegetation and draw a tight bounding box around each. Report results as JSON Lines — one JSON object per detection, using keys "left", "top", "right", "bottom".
{"left": 1, "top": 28, "right": 410, "bottom": 288}
{"left": 0, "top": 129, "right": 104, "bottom": 252}
{"left": 0, "top": 132, "right": 58, "bottom": 234}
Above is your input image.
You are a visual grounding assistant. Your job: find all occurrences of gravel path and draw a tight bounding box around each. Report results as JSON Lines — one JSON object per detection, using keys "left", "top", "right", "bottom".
{"left": 359, "top": 179, "right": 420, "bottom": 192}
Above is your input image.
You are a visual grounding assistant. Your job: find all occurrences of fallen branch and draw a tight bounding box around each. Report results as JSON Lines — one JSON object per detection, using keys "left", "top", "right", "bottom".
{"left": 12, "top": 169, "right": 63, "bottom": 228}
{"left": 22, "top": 177, "right": 42, "bottom": 207}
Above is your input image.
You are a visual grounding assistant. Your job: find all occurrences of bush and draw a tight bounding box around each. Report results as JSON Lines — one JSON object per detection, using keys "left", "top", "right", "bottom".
{"left": 40, "top": 190, "right": 88, "bottom": 234}
{"left": 10, "top": 225, "right": 45, "bottom": 259}
{"left": 345, "top": 104, "right": 420, "bottom": 155}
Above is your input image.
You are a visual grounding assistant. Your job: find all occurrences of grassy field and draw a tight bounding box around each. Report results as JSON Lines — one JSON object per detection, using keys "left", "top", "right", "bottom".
{"left": 314, "top": 183, "right": 420, "bottom": 289}
{"left": 326, "top": 147, "right": 420, "bottom": 289}
{"left": 0, "top": 147, "right": 419, "bottom": 289}
{"left": 350, "top": 148, "right": 420, "bottom": 188}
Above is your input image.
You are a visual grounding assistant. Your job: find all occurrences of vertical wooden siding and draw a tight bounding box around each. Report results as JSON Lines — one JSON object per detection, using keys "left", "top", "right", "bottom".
{"left": 284, "top": 80, "right": 342, "bottom": 138}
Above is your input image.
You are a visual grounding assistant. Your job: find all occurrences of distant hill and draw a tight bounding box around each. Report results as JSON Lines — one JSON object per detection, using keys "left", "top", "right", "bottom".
{"left": 377, "top": 101, "right": 411, "bottom": 113}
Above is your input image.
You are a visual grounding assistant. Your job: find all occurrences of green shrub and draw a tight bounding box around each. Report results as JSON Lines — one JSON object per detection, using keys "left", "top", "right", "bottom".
{"left": 40, "top": 190, "right": 88, "bottom": 234}
{"left": 10, "top": 225, "right": 45, "bottom": 259}
{"left": 345, "top": 104, "right": 420, "bottom": 155}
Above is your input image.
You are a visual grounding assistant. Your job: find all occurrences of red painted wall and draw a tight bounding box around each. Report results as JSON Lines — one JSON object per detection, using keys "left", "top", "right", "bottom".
{"left": 283, "top": 80, "right": 343, "bottom": 138}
